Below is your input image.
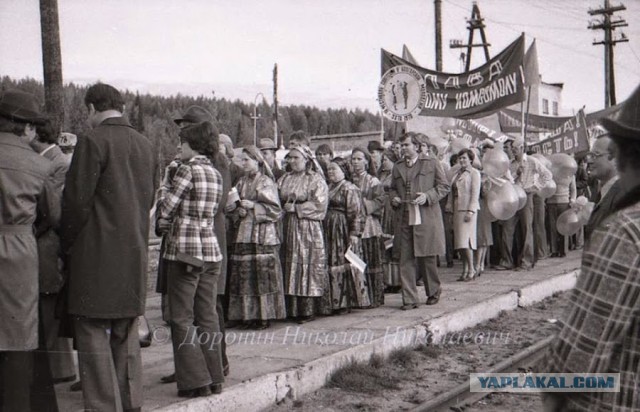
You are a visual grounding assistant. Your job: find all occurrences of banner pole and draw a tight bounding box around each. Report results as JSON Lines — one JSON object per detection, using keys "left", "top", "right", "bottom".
{"left": 520, "top": 90, "right": 527, "bottom": 143}
{"left": 524, "top": 85, "right": 532, "bottom": 147}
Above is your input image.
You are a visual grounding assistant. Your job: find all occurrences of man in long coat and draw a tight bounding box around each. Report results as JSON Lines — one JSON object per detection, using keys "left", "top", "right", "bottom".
{"left": 390, "top": 133, "right": 450, "bottom": 309}
{"left": 0, "top": 89, "right": 59, "bottom": 411}
{"left": 60, "top": 83, "right": 157, "bottom": 412}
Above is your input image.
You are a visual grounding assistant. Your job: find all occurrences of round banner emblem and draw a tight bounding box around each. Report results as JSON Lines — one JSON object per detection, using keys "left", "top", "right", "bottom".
{"left": 378, "top": 65, "right": 427, "bottom": 122}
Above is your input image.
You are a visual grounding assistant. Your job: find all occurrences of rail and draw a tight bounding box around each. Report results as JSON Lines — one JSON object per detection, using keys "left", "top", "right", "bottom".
{"left": 410, "top": 335, "right": 554, "bottom": 412}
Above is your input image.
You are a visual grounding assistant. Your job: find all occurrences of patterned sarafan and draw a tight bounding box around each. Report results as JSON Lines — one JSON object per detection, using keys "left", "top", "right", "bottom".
{"left": 541, "top": 201, "right": 640, "bottom": 411}
{"left": 157, "top": 155, "right": 223, "bottom": 262}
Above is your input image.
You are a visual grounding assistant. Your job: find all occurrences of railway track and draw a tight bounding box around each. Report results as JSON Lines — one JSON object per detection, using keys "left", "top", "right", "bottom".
{"left": 409, "top": 336, "right": 554, "bottom": 412}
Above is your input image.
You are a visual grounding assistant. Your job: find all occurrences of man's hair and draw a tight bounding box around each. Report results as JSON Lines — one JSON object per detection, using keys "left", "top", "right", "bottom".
{"left": 179, "top": 121, "right": 219, "bottom": 158}
{"left": 84, "top": 83, "right": 124, "bottom": 112}
{"left": 400, "top": 132, "right": 421, "bottom": 147}
{"left": 289, "top": 130, "right": 310, "bottom": 146}
{"left": 0, "top": 116, "right": 27, "bottom": 135}
{"left": 316, "top": 144, "right": 333, "bottom": 157}
{"left": 36, "top": 119, "right": 58, "bottom": 144}
{"left": 611, "top": 135, "right": 640, "bottom": 172}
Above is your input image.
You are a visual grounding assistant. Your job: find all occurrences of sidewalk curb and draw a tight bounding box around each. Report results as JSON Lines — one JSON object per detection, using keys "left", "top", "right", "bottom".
{"left": 517, "top": 269, "right": 578, "bottom": 307}
{"left": 158, "top": 271, "right": 576, "bottom": 411}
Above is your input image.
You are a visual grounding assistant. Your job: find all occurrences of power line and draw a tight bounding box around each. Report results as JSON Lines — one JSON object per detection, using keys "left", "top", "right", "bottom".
{"left": 441, "top": 0, "right": 640, "bottom": 77}
{"left": 625, "top": 42, "right": 640, "bottom": 64}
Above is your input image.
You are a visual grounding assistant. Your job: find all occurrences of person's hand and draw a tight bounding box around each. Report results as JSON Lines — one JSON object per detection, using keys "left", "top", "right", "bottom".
{"left": 284, "top": 203, "right": 296, "bottom": 213}
{"left": 349, "top": 235, "right": 359, "bottom": 247}
{"left": 240, "top": 200, "right": 255, "bottom": 209}
{"left": 464, "top": 211, "right": 473, "bottom": 223}
{"left": 225, "top": 203, "right": 237, "bottom": 213}
{"left": 391, "top": 197, "right": 401, "bottom": 207}
{"left": 157, "top": 218, "right": 171, "bottom": 233}
{"left": 413, "top": 192, "right": 427, "bottom": 206}
{"left": 238, "top": 207, "right": 247, "bottom": 218}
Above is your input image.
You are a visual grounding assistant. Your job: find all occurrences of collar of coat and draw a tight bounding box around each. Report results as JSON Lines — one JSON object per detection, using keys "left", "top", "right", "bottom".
{"left": 611, "top": 182, "right": 640, "bottom": 215}
{"left": 98, "top": 116, "right": 134, "bottom": 129}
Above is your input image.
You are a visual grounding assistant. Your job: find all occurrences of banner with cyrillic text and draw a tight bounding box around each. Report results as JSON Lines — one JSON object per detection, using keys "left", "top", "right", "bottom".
{"left": 451, "top": 118, "right": 514, "bottom": 144}
{"left": 499, "top": 108, "right": 571, "bottom": 133}
{"left": 528, "top": 110, "right": 589, "bottom": 155}
{"left": 499, "top": 104, "right": 622, "bottom": 134}
{"left": 380, "top": 35, "right": 526, "bottom": 119}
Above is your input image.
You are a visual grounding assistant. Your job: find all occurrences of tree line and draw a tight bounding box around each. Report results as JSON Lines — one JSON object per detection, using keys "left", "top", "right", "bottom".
{"left": 1, "top": 76, "right": 398, "bottom": 169}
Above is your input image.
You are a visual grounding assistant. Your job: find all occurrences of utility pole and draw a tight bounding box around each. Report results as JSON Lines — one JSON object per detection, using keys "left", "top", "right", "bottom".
{"left": 434, "top": 0, "right": 443, "bottom": 71}
{"left": 449, "top": 1, "right": 491, "bottom": 72}
{"left": 273, "top": 64, "right": 279, "bottom": 147}
{"left": 588, "top": 0, "right": 628, "bottom": 107}
{"left": 39, "top": 0, "right": 64, "bottom": 135}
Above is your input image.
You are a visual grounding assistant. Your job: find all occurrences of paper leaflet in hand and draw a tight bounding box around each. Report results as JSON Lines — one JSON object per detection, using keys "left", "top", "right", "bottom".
{"left": 384, "top": 236, "right": 394, "bottom": 250}
{"left": 408, "top": 203, "right": 422, "bottom": 225}
{"left": 226, "top": 187, "right": 240, "bottom": 208}
{"left": 345, "top": 246, "right": 367, "bottom": 274}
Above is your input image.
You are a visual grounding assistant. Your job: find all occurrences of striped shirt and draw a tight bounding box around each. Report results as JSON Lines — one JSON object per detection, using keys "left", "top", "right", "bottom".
{"left": 157, "top": 155, "right": 223, "bottom": 262}
{"left": 511, "top": 154, "right": 553, "bottom": 193}
{"left": 541, "top": 201, "right": 640, "bottom": 411}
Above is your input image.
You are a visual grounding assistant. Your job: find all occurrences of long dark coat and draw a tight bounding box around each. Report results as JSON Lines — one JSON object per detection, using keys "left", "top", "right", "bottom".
{"left": 389, "top": 156, "right": 450, "bottom": 257}
{"left": 61, "top": 117, "right": 157, "bottom": 318}
{"left": 0, "top": 132, "right": 59, "bottom": 350}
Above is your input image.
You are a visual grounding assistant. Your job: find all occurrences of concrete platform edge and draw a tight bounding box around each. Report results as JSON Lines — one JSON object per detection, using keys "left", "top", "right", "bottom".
{"left": 517, "top": 270, "right": 578, "bottom": 307}
{"left": 157, "top": 271, "right": 576, "bottom": 412}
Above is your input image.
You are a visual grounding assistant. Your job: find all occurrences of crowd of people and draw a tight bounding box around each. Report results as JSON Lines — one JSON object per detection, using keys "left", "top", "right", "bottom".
{"left": 1, "top": 81, "right": 639, "bottom": 411}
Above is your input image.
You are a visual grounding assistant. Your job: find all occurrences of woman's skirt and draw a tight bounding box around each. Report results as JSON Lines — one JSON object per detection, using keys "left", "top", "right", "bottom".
{"left": 453, "top": 211, "right": 478, "bottom": 250}
{"left": 361, "top": 236, "right": 385, "bottom": 307}
{"left": 228, "top": 243, "right": 286, "bottom": 321}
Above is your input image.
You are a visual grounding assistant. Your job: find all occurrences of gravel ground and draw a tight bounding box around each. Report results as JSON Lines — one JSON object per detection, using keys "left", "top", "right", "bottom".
{"left": 266, "top": 292, "right": 570, "bottom": 412}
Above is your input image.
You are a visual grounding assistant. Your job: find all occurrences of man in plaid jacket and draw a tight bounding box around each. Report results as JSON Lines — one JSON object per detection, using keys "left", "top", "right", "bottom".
{"left": 541, "top": 85, "right": 640, "bottom": 411}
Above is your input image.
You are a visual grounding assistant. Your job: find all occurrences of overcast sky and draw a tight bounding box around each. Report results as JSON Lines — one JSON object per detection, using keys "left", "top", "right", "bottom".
{"left": 1, "top": 0, "right": 639, "bottom": 114}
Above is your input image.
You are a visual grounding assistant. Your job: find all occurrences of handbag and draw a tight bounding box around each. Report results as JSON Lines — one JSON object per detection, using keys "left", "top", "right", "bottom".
{"left": 175, "top": 251, "right": 205, "bottom": 272}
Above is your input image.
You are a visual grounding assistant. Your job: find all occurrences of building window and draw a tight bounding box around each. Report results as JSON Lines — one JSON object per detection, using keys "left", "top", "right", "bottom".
{"left": 552, "top": 101, "right": 558, "bottom": 116}
{"left": 542, "top": 98, "right": 549, "bottom": 115}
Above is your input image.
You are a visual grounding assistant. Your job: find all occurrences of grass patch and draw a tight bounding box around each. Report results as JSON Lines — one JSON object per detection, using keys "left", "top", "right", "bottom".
{"left": 328, "top": 355, "right": 401, "bottom": 393}
{"left": 416, "top": 344, "right": 442, "bottom": 359}
{"left": 388, "top": 347, "right": 416, "bottom": 368}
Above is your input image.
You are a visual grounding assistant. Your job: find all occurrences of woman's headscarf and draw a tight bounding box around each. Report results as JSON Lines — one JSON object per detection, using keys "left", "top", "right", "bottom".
{"left": 242, "top": 145, "right": 275, "bottom": 180}
{"left": 289, "top": 145, "right": 323, "bottom": 175}
{"left": 331, "top": 156, "right": 352, "bottom": 182}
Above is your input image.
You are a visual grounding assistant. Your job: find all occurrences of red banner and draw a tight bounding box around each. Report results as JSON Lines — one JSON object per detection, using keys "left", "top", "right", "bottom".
{"left": 528, "top": 110, "right": 590, "bottom": 155}
{"left": 380, "top": 35, "right": 526, "bottom": 119}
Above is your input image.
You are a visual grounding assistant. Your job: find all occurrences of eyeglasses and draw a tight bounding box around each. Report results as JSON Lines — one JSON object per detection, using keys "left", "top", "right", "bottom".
{"left": 588, "top": 151, "right": 608, "bottom": 159}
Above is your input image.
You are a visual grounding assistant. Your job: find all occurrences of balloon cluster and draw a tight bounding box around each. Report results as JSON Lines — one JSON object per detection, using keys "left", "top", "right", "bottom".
{"left": 480, "top": 145, "right": 526, "bottom": 221}
{"left": 530, "top": 153, "right": 557, "bottom": 199}
{"left": 548, "top": 153, "right": 578, "bottom": 180}
{"left": 556, "top": 196, "right": 595, "bottom": 236}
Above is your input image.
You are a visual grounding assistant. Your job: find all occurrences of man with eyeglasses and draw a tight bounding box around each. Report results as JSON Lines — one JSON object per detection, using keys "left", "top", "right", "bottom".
{"left": 583, "top": 132, "right": 626, "bottom": 244}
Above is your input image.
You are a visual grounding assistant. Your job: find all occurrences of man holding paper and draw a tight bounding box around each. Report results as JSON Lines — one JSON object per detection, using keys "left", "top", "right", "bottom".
{"left": 390, "top": 133, "right": 450, "bottom": 309}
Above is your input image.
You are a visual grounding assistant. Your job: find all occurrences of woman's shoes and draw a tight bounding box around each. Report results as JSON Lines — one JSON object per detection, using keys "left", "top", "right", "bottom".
{"left": 252, "top": 320, "right": 270, "bottom": 330}
{"left": 464, "top": 271, "right": 476, "bottom": 282}
{"left": 296, "top": 316, "right": 315, "bottom": 324}
{"left": 457, "top": 271, "right": 468, "bottom": 282}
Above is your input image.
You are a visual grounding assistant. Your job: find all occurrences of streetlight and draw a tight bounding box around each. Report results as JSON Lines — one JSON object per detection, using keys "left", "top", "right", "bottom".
{"left": 252, "top": 92, "right": 265, "bottom": 146}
